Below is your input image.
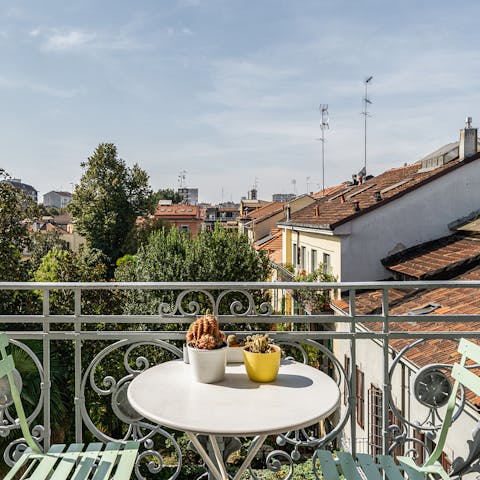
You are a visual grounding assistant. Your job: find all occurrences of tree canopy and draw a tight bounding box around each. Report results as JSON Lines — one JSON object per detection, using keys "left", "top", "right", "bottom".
{"left": 116, "top": 226, "right": 271, "bottom": 315}
{"left": 0, "top": 169, "right": 38, "bottom": 281}
{"left": 68, "top": 143, "right": 153, "bottom": 266}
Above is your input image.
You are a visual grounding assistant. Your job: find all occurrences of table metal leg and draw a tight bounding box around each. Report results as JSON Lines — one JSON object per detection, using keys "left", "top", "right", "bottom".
{"left": 187, "top": 432, "right": 268, "bottom": 480}
{"left": 232, "top": 434, "right": 267, "bottom": 480}
{"left": 186, "top": 431, "right": 226, "bottom": 480}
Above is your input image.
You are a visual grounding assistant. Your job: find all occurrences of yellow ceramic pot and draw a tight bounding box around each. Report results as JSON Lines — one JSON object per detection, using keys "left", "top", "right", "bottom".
{"left": 243, "top": 346, "right": 281, "bottom": 382}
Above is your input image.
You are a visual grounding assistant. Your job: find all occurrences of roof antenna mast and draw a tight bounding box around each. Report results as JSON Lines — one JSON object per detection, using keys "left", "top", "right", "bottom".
{"left": 318, "top": 104, "right": 329, "bottom": 196}
{"left": 362, "top": 76, "right": 373, "bottom": 176}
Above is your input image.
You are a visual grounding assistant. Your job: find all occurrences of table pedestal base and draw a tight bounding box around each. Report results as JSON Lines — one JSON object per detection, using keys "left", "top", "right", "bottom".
{"left": 187, "top": 432, "right": 268, "bottom": 480}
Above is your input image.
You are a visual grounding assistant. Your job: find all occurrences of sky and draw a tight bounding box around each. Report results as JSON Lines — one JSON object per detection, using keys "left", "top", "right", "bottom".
{"left": 1, "top": 0, "right": 480, "bottom": 204}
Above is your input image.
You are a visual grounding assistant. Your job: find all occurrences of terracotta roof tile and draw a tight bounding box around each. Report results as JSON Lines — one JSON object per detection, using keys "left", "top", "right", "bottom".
{"left": 240, "top": 202, "right": 284, "bottom": 221}
{"left": 335, "top": 266, "right": 480, "bottom": 405}
{"left": 383, "top": 233, "right": 480, "bottom": 279}
{"left": 284, "top": 152, "right": 480, "bottom": 230}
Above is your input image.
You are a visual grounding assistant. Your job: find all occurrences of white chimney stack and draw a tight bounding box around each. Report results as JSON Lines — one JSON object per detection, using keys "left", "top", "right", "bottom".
{"left": 459, "top": 116, "right": 477, "bottom": 160}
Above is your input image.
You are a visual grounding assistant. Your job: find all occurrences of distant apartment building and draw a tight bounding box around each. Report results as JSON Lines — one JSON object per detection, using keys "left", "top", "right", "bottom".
{"left": 154, "top": 204, "right": 205, "bottom": 236}
{"left": 204, "top": 204, "right": 240, "bottom": 231}
{"left": 43, "top": 191, "right": 73, "bottom": 209}
{"left": 272, "top": 193, "right": 295, "bottom": 202}
{"left": 178, "top": 188, "right": 199, "bottom": 205}
{"left": 3, "top": 178, "right": 38, "bottom": 203}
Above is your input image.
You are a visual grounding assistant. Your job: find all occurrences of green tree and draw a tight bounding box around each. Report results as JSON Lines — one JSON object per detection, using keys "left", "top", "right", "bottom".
{"left": 151, "top": 188, "right": 183, "bottom": 205}
{"left": 116, "top": 226, "right": 271, "bottom": 315}
{"left": 68, "top": 143, "right": 153, "bottom": 267}
{"left": 0, "top": 169, "right": 38, "bottom": 281}
{"left": 28, "top": 231, "right": 69, "bottom": 274}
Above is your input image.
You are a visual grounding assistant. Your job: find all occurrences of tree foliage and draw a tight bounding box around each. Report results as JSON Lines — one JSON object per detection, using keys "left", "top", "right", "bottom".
{"left": 0, "top": 169, "right": 38, "bottom": 281}
{"left": 28, "top": 231, "right": 69, "bottom": 274}
{"left": 68, "top": 143, "right": 153, "bottom": 266}
{"left": 116, "top": 226, "right": 271, "bottom": 315}
{"left": 151, "top": 188, "right": 183, "bottom": 205}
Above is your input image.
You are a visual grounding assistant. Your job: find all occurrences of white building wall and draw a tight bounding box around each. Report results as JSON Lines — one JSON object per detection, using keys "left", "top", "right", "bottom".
{"left": 334, "top": 329, "right": 479, "bottom": 465}
{"left": 338, "top": 159, "right": 480, "bottom": 281}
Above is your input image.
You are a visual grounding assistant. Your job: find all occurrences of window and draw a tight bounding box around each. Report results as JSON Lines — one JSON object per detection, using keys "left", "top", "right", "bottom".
{"left": 356, "top": 368, "right": 365, "bottom": 428}
{"left": 323, "top": 253, "right": 331, "bottom": 273}
{"left": 311, "top": 249, "right": 317, "bottom": 273}
{"left": 344, "top": 355, "right": 350, "bottom": 406}
{"left": 368, "top": 384, "right": 382, "bottom": 456}
{"left": 180, "top": 225, "right": 190, "bottom": 233}
{"left": 301, "top": 247, "right": 306, "bottom": 270}
{"left": 292, "top": 243, "right": 297, "bottom": 266}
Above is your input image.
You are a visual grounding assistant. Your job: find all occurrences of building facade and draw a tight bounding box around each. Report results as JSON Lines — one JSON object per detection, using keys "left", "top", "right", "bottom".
{"left": 43, "top": 191, "right": 73, "bottom": 209}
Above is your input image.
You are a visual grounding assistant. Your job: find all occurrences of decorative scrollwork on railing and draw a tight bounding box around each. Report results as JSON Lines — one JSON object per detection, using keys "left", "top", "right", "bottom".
{"left": 157, "top": 288, "right": 274, "bottom": 318}
{"left": 0, "top": 340, "right": 44, "bottom": 466}
{"left": 81, "top": 339, "right": 183, "bottom": 479}
{"left": 3, "top": 424, "right": 44, "bottom": 467}
{"left": 388, "top": 340, "right": 465, "bottom": 435}
{"left": 275, "top": 340, "right": 350, "bottom": 452}
{"left": 158, "top": 290, "right": 216, "bottom": 317}
{"left": 248, "top": 448, "right": 294, "bottom": 480}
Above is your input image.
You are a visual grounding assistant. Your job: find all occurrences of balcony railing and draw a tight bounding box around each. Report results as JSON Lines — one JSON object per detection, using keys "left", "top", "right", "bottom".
{"left": 0, "top": 280, "right": 479, "bottom": 479}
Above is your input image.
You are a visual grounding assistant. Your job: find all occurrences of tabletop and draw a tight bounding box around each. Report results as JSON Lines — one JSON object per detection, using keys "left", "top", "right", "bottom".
{"left": 127, "top": 359, "right": 340, "bottom": 437}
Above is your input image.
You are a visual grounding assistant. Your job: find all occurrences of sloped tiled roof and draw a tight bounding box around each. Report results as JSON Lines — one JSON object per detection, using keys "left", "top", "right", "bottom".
{"left": 382, "top": 233, "right": 480, "bottom": 279}
{"left": 333, "top": 266, "right": 480, "bottom": 405}
{"left": 283, "top": 151, "right": 480, "bottom": 230}
{"left": 256, "top": 228, "right": 283, "bottom": 263}
{"left": 312, "top": 182, "right": 350, "bottom": 199}
{"left": 155, "top": 204, "right": 202, "bottom": 217}
{"left": 240, "top": 202, "right": 284, "bottom": 221}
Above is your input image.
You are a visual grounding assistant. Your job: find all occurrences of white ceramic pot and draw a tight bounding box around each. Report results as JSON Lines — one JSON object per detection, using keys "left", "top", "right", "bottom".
{"left": 226, "top": 346, "right": 244, "bottom": 363}
{"left": 187, "top": 345, "right": 227, "bottom": 383}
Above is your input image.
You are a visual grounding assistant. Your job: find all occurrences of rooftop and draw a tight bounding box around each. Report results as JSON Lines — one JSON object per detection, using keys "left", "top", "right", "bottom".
{"left": 281, "top": 148, "right": 480, "bottom": 230}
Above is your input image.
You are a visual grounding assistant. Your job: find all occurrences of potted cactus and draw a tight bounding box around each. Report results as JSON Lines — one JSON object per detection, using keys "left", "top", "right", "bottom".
{"left": 186, "top": 313, "right": 227, "bottom": 383}
{"left": 243, "top": 334, "right": 281, "bottom": 382}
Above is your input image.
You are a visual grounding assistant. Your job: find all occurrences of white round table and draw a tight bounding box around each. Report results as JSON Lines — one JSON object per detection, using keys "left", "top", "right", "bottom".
{"left": 128, "top": 359, "right": 339, "bottom": 480}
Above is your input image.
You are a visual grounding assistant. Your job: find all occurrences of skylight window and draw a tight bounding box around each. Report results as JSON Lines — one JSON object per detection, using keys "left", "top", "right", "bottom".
{"left": 408, "top": 302, "right": 441, "bottom": 315}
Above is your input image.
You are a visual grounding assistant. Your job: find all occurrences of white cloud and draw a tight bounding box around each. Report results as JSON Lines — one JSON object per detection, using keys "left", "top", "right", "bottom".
{"left": 0, "top": 75, "right": 82, "bottom": 98}
{"left": 30, "top": 27, "right": 147, "bottom": 53}
{"left": 44, "top": 30, "right": 96, "bottom": 51}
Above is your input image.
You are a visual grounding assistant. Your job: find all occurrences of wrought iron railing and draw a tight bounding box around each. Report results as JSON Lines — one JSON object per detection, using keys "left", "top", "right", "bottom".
{"left": 0, "top": 280, "right": 479, "bottom": 479}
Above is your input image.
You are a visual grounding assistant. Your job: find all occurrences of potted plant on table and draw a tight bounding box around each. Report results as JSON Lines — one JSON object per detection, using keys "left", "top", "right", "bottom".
{"left": 243, "top": 334, "right": 281, "bottom": 383}
{"left": 187, "top": 313, "right": 227, "bottom": 383}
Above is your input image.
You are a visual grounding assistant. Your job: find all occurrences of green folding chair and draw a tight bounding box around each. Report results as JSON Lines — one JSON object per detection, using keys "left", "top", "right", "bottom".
{"left": 0, "top": 333, "right": 140, "bottom": 480}
{"left": 316, "top": 338, "right": 480, "bottom": 479}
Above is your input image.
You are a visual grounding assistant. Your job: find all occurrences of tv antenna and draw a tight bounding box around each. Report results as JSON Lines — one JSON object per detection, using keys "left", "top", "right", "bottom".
{"left": 178, "top": 169, "right": 187, "bottom": 188}
{"left": 361, "top": 76, "right": 373, "bottom": 176}
{"left": 316, "top": 104, "right": 329, "bottom": 196}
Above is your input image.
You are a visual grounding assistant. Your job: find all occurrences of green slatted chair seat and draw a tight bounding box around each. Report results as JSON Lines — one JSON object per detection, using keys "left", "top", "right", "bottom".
{"left": 0, "top": 333, "right": 140, "bottom": 479}
{"left": 316, "top": 338, "right": 480, "bottom": 480}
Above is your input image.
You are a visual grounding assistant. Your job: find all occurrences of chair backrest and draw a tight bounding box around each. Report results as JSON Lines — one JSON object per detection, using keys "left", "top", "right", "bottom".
{"left": 0, "top": 333, "right": 41, "bottom": 453}
{"left": 423, "top": 338, "right": 480, "bottom": 467}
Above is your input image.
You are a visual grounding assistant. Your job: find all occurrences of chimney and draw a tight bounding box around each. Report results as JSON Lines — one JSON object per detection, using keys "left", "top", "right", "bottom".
{"left": 459, "top": 116, "right": 477, "bottom": 160}
{"left": 353, "top": 201, "right": 361, "bottom": 212}
{"left": 374, "top": 191, "right": 382, "bottom": 202}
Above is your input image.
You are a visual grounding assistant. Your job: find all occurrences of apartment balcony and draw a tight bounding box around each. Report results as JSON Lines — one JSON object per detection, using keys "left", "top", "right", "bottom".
{"left": 0, "top": 281, "right": 479, "bottom": 479}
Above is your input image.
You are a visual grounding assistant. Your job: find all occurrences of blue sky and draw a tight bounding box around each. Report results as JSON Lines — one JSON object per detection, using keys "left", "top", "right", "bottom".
{"left": 2, "top": 0, "right": 480, "bottom": 203}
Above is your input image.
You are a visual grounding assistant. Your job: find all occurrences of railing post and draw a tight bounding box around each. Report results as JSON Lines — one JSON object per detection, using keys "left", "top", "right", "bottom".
{"left": 74, "top": 289, "right": 83, "bottom": 443}
{"left": 42, "top": 289, "right": 51, "bottom": 450}
{"left": 381, "top": 287, "right": 390, "bottom": 455}
{"left": 349, "top": 288, "right": 357, "bottom": 457}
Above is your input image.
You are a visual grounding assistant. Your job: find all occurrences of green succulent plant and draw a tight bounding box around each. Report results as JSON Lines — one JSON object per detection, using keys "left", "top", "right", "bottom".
{"left": 244, "top": 334, "right": 277, "bottom": 354}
